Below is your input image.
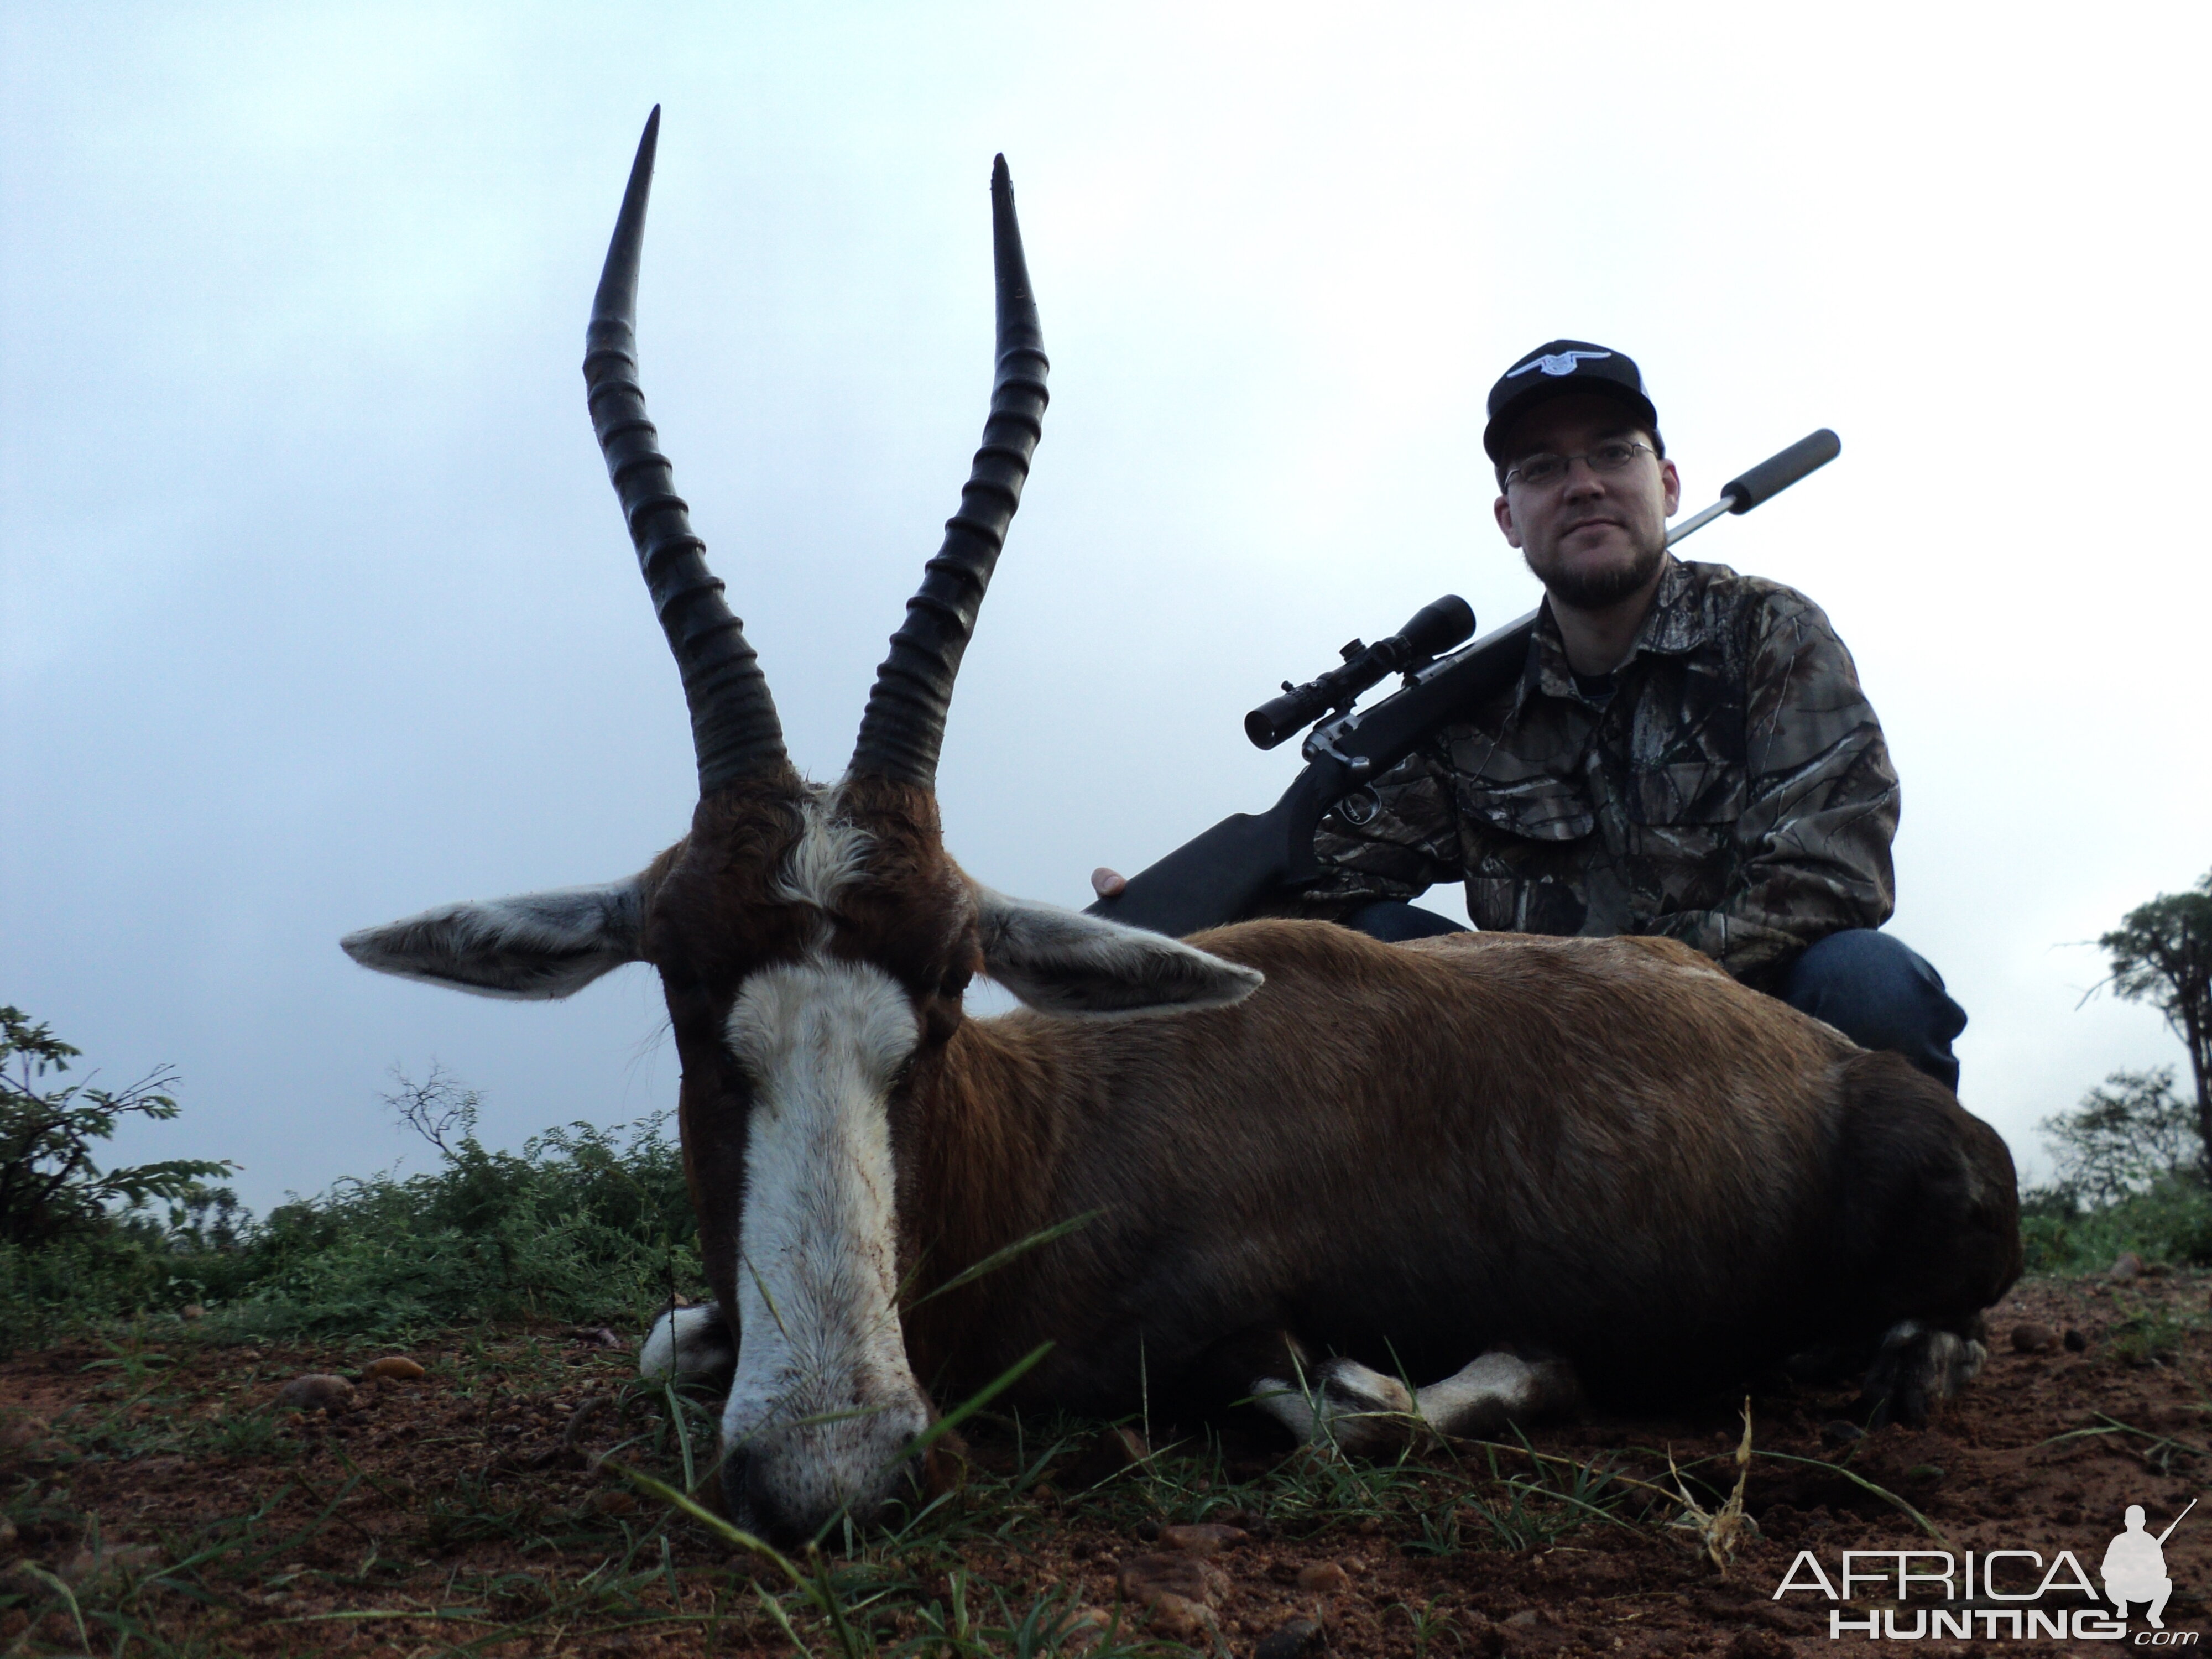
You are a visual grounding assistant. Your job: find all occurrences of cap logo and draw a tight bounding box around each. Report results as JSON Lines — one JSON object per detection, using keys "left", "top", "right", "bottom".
{"left": 1509, "top": 349, "right": 1611, "bottom": 379}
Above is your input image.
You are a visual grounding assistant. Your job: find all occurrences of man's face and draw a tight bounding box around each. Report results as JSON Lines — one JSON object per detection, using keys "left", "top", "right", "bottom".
{"left": 1492, "top": 393, "right": 1681, "bottom": 609}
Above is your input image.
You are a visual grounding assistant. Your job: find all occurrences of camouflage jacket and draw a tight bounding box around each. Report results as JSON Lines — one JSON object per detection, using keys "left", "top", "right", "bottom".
{"left": 1303, "top": 556, "right": 1900, "bottom": 990}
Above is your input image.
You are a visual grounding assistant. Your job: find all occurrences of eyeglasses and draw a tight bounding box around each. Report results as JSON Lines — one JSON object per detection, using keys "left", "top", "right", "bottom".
{"left": 1503, "top": 440, "right": 1654, "bottom": 488}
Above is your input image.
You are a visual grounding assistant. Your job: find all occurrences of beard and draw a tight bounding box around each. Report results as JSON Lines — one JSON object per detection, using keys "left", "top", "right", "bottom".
{"left": 1525, "top": 531, "right": 1667, "bottom": 609}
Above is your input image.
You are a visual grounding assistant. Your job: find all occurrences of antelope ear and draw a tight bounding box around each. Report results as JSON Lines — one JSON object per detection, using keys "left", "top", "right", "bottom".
{"left": 974, "top": 889, "right": 1264, "bottom": 1017}
{"left": 341, "top": 878, "right": 645, "bottom": 1000}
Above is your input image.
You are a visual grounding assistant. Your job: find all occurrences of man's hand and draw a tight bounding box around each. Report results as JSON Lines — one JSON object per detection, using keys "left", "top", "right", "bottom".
{"left": 1091, "top": 867, "right": 1127, "bottom": 900}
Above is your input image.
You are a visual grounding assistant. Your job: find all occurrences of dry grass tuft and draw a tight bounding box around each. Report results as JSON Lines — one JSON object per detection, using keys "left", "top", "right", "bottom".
{"left": 1666, "top": 1398, "right": 1759, "bottom": 1572}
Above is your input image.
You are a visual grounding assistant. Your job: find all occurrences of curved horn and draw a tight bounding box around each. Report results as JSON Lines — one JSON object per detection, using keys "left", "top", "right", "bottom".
{"left": 849, "top": 154, "right": 1049, "bottom": 789}
{"left": 585, "top": 107, "right": 789, "bottom": 795}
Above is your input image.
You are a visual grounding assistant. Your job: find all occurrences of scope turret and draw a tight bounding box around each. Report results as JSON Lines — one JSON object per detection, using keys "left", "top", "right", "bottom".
{"left": 1244, "top": 594, "right": 1475, "bottom": 750}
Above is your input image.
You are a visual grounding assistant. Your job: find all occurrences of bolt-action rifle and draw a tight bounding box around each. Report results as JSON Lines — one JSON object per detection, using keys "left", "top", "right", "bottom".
{"left": 1086, "top": 430, "right": 1843, "bottom": 937}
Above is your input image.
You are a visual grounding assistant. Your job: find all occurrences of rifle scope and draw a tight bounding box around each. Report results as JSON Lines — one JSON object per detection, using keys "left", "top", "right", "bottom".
{"left": 1244, "top": 594, "right": 1475, "bottom": 750}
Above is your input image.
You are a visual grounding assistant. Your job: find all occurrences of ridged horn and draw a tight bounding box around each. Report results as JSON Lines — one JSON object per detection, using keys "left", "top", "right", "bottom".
{"left": 849, "top": 154, "right": 1049, "bottom": 790}
{"left": 585, "top": 107, "right": 789, "bottom": 796}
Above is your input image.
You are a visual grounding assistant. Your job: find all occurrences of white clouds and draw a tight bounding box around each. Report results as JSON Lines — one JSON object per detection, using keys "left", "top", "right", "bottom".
{"left": 2, "top": 1, "right": 2205, "bottom": 1200}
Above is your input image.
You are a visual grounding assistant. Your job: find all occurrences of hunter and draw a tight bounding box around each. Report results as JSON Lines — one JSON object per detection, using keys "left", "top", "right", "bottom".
{"left": 1096, "top": 341, "right": 1967, "bottom": 1088}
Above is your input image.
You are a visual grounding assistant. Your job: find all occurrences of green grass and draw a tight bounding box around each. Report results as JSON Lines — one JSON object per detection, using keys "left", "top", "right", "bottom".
{"left": 2108, "top": 1298, "right": 2197, "bottom": 1368}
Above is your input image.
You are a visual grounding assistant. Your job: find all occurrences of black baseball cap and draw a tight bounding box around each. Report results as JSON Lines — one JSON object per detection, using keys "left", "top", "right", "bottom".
{"left": 1483, "top": 340, "right": 1661, "bottom": 462}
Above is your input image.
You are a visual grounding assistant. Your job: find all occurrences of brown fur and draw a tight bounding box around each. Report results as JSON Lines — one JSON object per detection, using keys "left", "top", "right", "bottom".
{"left": 889, "top": 921, "right": 2017, "bottom": 1414}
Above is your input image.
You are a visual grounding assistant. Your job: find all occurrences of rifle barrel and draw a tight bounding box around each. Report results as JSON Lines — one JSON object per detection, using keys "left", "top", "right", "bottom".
{"left": 2156, "top": 1497, "right": 2197, "bottom": 1546}
{"left": 1665, "top": 498, "right": 1733, "bottom": 545}
{"left": 1666, "top": 428, "right": 1841, "bottom": 549}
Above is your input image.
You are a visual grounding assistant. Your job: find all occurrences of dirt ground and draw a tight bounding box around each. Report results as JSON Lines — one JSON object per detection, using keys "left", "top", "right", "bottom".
{"left": 4, "top": 1270, "right": 2209, "bottom": 1657}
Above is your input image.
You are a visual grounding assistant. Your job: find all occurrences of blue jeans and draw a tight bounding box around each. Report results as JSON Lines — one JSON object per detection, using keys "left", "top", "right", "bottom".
{"left": 1338, "top": 905, "right": 1967, "bottom": 1091}
{"left": 1781, "top": 929, "right": 1966, "bottom": 1092}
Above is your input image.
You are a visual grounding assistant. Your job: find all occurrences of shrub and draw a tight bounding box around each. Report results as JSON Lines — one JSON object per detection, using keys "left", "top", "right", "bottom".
{"left": 210, "top": 1108, "right": 706, "bottom": 1342}
{"left": 2018, "top": 1175, "right": 2212, "bottom": 1276}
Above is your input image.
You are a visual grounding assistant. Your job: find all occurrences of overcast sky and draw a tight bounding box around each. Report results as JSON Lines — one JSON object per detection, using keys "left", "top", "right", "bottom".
{"left": 4, "top": 3, "right": 2206, "bottom": 1208}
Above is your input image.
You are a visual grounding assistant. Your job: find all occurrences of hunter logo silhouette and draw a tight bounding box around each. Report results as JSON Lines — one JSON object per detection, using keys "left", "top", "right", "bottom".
{"left": 2106, "top": 1499, "right": 2194, "bottom": 1629}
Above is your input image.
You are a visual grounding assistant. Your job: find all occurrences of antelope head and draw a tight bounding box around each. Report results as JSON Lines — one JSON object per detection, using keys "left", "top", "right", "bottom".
{"left": 341, "top": 110, "right": 1260, "bottom": 1545}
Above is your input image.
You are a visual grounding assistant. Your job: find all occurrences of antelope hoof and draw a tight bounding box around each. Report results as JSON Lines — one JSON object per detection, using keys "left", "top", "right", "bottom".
{"left": 1862, "top": 1318, "right": 1986, "bottom": 1427}
{"left": 639, "top": 1302, "right": 737, "bottom": 1389}
{"left": 1414, "top": 1349, "right": 1578, "bottom": 1440}
{"left": 1254, "top": 1358, "right": 1417, "bottom": 1455}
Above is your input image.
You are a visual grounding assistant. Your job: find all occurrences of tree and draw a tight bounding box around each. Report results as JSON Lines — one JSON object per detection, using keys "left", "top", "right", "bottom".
{"left": 382, "top": 1062, "right": 482, "bottom": 1159}
{"left": 2100, "top": 869, "right": 2212, "bottom": 1175}
{"left": 2037, "top": 1067, "right": 2199, "bottom": 1208}
{"left": 0, "top": 1006, "right": 235, "bottom": 1249}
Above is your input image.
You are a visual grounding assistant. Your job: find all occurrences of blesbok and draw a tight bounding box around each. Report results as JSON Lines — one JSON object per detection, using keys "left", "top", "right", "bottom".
{"left": 343, "top": 111, "right": 2021, "bottom": 1547}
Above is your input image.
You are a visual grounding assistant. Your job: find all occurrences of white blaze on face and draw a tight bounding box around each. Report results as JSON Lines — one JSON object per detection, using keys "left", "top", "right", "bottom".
{"left": 719, "top": 950, "right": 931, "bottom": 1528}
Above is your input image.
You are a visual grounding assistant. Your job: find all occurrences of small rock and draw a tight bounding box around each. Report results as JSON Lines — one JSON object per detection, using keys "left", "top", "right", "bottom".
{"left": 1504, "top": 1608, "right": 1541, "bottom": 1628}
{"left": 1820, "top": 1420, "right": 1865, "bottom": 1444}
{"left": 1256, "top": 1614, "right": 1327, "bottom": 1659}
{"left": 275, "top": 1374, "right": 355, "bottom": 1413}
{"left": 1160, "top": 1522, "right": 1246, "bottom": 1555}
{"left": 1147, "top": 1590, "right": 1214, "bottom": 1641}
{"left": 2111, "top": 1252, "right": 2143, "bottom": 1282}
{"left": 361, "top": 1356, "right": 426, "bottom": 1382}
{"left": 2064, "top": 1328, "right": 2089, "bottom": 1352}
{"left": 2011, "top": 1322, "right": 2057, "bottom": 1353}
{"left": 1296, "top": 1560, "right": 1351, "bottom": 1594}
{"left": 180, "top": 1303, "right": 204, "bottom": 1321}
{"left": 59, "top": 1543, "right": 163, "bottom": 1586}
{"left": 1118, "top": 1551, "right": 1215, "bottom": 1609}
